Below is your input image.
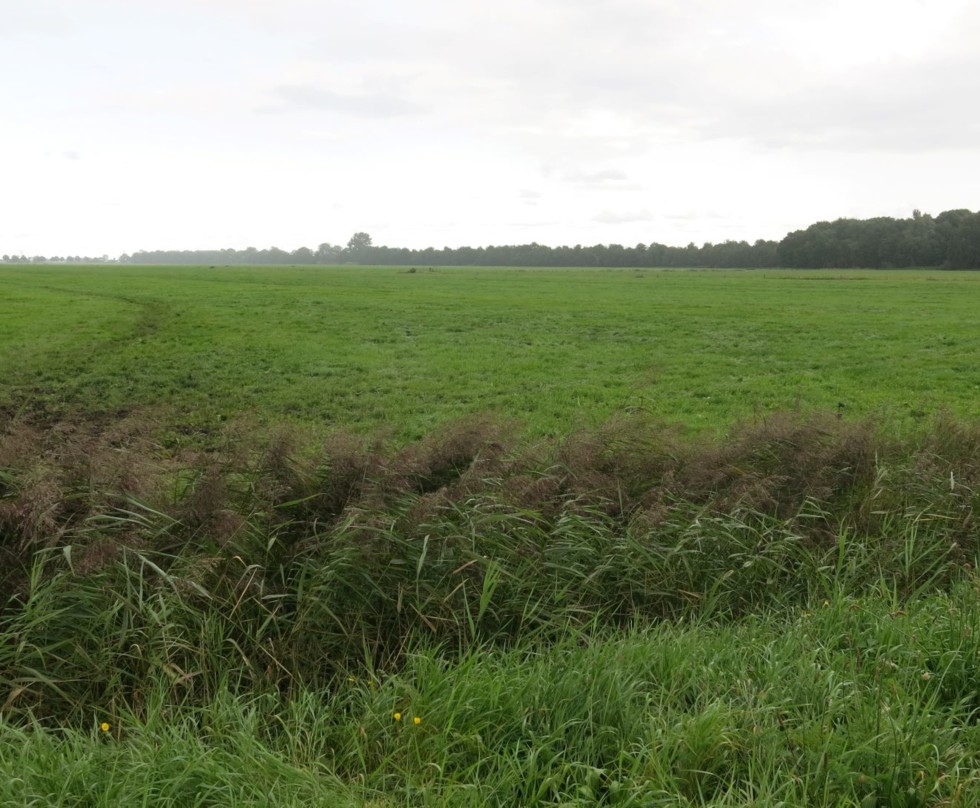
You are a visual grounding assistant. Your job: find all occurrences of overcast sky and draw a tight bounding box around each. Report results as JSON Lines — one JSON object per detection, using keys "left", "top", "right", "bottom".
{"left": 3, "top": 0, "right": 979, "bottom": 257}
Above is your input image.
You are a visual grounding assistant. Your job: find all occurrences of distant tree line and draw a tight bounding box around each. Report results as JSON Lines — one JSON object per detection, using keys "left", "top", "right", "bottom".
{"left": 1, "top": 254, "right": 110, "bottom": 264}
{"left": 5, "top": 209, "right": 979, "bottom": 269}
{"left": 111, "top": 233, "right": 782, "bottom": 269}
{"left": 777, "top": 209, "right": 980, "bottom": 269}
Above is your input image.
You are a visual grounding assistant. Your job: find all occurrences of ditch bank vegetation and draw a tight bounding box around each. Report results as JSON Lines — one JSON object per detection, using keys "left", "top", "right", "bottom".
{"left": 1, "top": 410, "right": 977, "bottom": 723}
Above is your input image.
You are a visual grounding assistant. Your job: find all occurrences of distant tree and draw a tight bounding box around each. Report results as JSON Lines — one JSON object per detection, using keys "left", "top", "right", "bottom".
{"left": 316, "top": 242, "right": 342, "bottom": 263}
{"left": 291, "top": 246, "right": 315, "bottom": 264}
{"left": 940, "top": 209, "right": 980, "bottom": 268}
{"left": 348, "top": 232, "right": 373, "bottom": 249}
{"left": 263, "top": 246, "right": 290, "bottom": 263}
{"left": 345, "top": 232, "right": 374, "bottom": 263}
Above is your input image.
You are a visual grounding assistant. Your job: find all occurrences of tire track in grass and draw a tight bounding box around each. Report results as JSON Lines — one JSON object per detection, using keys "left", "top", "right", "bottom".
{"left": 0, "top": 278, "right": 173, "bottom": 422}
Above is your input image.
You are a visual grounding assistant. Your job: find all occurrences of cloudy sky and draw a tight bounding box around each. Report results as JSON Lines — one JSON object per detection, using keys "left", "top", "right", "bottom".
{"left": 3, "top": 0, "right": 979, "bottom": 257}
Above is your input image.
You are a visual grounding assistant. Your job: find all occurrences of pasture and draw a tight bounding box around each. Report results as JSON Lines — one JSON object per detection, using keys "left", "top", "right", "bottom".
{"left": 3, "top": 264, "right": 980, "bottom": 805}
{"left": 2, "top": 265, "right": 979, "bottom": 440}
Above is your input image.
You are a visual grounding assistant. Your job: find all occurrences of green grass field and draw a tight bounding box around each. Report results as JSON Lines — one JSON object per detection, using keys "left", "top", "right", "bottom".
{"left": 3, "top": 265, "right": 979, "bottom": 440}
{"left": 3, "top": 264, "right": 980, "bottom": 805}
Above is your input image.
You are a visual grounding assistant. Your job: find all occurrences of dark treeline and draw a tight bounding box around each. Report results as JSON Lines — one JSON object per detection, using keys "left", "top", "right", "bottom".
{"left": 5, "top": 208, "right": 979, "bottom": 268}
{"left": 118, "top": 236, "right": 784, "bottom": 269}
{"left": 778, "top": 209, "right": 980, "bottom": 269}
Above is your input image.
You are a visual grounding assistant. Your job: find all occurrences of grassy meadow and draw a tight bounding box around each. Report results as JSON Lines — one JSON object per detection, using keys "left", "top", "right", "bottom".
{"left": 3, "top": 264, "right": 980, "bottom": 805}
{"left": 2, "top": 265, "right": 979, "bottom": 438}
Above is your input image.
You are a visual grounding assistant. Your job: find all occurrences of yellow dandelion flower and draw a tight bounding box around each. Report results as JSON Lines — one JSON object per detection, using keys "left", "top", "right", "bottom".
{"left": 393, "top": 712, "right": 402, "bottom": 721}
{"left": 413, "top": 716, "right": 422, "bottom": 726}
{"left": 100, "top": 722, "right": 111, "bottom": 733}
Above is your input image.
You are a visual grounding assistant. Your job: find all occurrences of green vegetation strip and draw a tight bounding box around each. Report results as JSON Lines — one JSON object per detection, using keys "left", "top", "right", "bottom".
{"left": 2, "top": 265, "right": 979, "bottom": 440}
{"left": 2, "top": 411, "right": 980, "bottom": 805}
{"left": 2, "top": 589, "right": 979, "bottom": 806}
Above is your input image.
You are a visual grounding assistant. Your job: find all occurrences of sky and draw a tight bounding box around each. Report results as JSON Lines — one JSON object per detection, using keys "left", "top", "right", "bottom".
{"left": 2, "top": 0, "right": 979, "bottom": 258}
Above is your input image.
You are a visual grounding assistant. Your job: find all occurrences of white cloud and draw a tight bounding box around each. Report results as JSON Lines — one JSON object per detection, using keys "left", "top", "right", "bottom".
{"left": 267, "top": 84, "right": 428, "bottom": 118}
{"left": 560, "top": 168, "right": 641, "bottom": 190}
{"left": 594, "top": 210, "right": 653, "bottom": 224}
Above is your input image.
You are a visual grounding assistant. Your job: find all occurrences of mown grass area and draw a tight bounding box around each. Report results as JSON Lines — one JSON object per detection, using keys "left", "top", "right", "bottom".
{"left": 2, "top": 265, "right": 979, "bottom": 440}
{"left": 3, "top": 265, "right": 980, "bottom": 804}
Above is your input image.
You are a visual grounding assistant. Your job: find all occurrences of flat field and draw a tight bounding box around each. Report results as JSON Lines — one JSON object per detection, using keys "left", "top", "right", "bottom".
{"left": 4, "top": 264, "right": 980, "bottom": 805}
{"left": 2, "top": 264, "right": 979, "bottom": 438}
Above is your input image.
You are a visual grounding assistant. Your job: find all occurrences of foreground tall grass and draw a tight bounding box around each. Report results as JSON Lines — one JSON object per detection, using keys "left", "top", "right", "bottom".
{"left": 2, "top": 410, "right": 979, "bottom": 804}
{"left": 4, "top": 588, "right": 980, "bottom": 806}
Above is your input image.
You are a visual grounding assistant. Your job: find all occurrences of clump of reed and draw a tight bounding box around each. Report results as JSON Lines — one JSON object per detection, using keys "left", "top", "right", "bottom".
{"left": 0, "top": 410, "right": 977, "bottom": 722}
